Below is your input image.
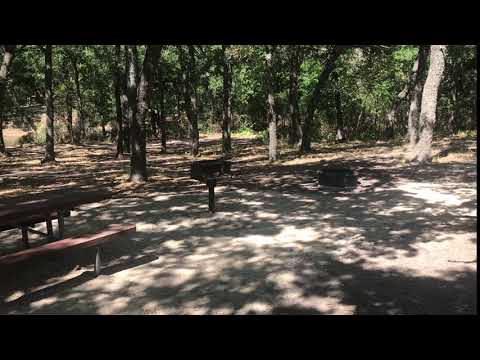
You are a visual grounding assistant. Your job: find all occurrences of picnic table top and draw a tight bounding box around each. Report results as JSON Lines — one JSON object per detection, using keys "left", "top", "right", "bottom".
{"left": 0, "top": 189, "right": 113, "bottom": 227}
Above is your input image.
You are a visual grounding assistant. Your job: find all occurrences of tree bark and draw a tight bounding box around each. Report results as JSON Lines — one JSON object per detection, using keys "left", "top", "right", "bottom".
{"left": 414, "top": 45, "right": 447, "bottom": 162}
{"left": 222, "top": 45, "right": 232, "bottom": 156}
{"left": 66, "top": 92, "right": 74, "bottom": 143}
{"left": 0, "top": 45, "right": 16, "bottom": 155}
{"left": 61, "top": 54, "right": 75, "bottom": 145}
{"left": 332, "top": 72, "right": 346, "bottom": 142}
{"left": 407, "top": 45, "right": 429, "bottom": 149}
{"left": 178, "top": 45, "right": 199, "bottom": 156}
{"left": 265, "top": 46, "right": 278, "bottom": 162}
{"left": 133, "top": 44, "right": 161, "bottom": 182}
{"left": 42, "top": 45, "right": 55, "bottom": 163}
{"left": 157, "top": 59, "right": 167, "bottom": 153}
{"left": 300, "top": 46, "right": 345, "bottom": 153}
{"left": 288, "top": 45, "right": 303, "bottom": 147}
{"left": 70, "top": 55, "right": 85, "bottom": 142}
{"left": 114, "top": 45, "right": 124, "bottom": 158}
{"left": 121, "top": 46, "right": 130, "bottom": 153}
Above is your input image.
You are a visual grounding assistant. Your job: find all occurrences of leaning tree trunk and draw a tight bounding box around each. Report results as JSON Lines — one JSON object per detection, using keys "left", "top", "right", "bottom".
{"left": 134, "top": 45, "right": 161, "bottom": 182}
{"left": 407, "top": 45, "right": 429, "bottom": 149}
{"left": 414, "top": 45, "right": 447, "bottom": 163}
{"left": 114, "top": 45, "right": 124, "bottom": 158}
{"left": 300, "top": 46, "right": 345, "bottom": 153}
{"left": 178, "top": 45, "right": 199, "bottom": 156}
{"left": 42, "top": 45, "right": 55, "bottom": 163}
{"left": 0, "top": 45, "right": 16, "bottom": 156}
{"left": 288, "top": 45, "right": 303, "bottom": 147}
{"left": 265, "top": 46, "right": 278, "bottom": 162}
{"left": 222, "top": 45, "right": 232, "bottom": 156}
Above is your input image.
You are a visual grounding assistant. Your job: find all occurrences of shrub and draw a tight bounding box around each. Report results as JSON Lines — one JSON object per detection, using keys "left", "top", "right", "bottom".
{"left": 256, "top": 129, "right": 269, "bottom": 145}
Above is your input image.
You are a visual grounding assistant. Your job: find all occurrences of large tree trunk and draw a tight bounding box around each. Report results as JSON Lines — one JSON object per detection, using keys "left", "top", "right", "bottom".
{"left": 178, "top": 45, "right": 199, "bottom": 156}
{"left": 0, "top": 45, "right": 16, "bottom": 156}
{"left": 451, "top": 52, "right": 465, "bottom": 131}
{"left": 222, "top": 45, "right": 232, "bottom": 156}
{"left": 288, "top": 45, "right": 302, "bottom": 147}
{"left": 121, "top": 46, "right": 130, "bottom": 153}
{"left": 407, "top": 46, "right": 429, "bottom": 149}
{"left": 265, "top": 46, "right": 278, "bottom": 162}
{"left": 414, "top": 45, "right": 447, "bottom": 163}
{"left": 71, "top": 55, "right": 85, "bottom": 142}
{"left": 66, "top": 92, "right": 74, "bottom": 143}
{"left": 126, "top": 45, "right": 139, "bottom": 181}
{"left": 61, "top": 56, "right": 75, "bottom": 145}
{"left": 114, "top": 45, "right": 124, "bottom": 158}
{"left": 300, "top": 46, "right": 345, "bottom": 153}
{"left": 134, "top": 44, "right": 161, "bottom": 182}
{"left": 332, "top": 72, "right": 346, "bottom": 142}
{"left": 157, "top": 59, "right": 167, "bottom": 153}
{"left": 42, "top": 45, "right": 55, "bottom": 163}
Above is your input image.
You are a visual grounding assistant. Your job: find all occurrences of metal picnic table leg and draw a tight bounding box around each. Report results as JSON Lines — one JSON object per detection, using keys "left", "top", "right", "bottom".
{"left": 46, "top": 215, "right": 54, "bottom": 241}
{"left": 21, "top": 226, "right": 30, "bottom": 249}
{"left": 57, "top": 211, "right": 65, "bottom": 239}
{"left": 207, "top": 177, "right": 216, "bottom": 213}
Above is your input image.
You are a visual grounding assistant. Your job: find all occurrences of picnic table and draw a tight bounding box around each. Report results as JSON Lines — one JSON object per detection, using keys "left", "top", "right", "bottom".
{"left": 0, "top": 189, "right": 113, "bottom": 248}
{"left": 0, "top": 189, "right": 136, "bottom": 276}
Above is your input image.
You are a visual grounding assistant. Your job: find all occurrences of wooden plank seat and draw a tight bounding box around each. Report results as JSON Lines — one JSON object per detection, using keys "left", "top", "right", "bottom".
{"left": 0, "top": 224, "right": 136, "bottom": 276}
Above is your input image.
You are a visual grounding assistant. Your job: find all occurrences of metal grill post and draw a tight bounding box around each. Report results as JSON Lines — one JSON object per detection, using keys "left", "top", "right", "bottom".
{"left": 207, "top": 178, "right": 216, "bottom": 213}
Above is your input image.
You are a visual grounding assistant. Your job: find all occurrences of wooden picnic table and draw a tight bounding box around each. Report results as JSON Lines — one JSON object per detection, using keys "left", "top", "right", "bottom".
{"left": 0, "top": 189, "right": 113, "bottom": 249}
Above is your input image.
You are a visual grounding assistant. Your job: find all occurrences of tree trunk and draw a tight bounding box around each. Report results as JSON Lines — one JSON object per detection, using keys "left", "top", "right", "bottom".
{"left": 288, "top": 45, "right": 302, "bottom": 147}
{"left": 300, "top": 46, "right": 345, "bottom": 153}
{"left": 451, "top": 53, "right": 464, "bottom": 131}
{"left": 332, "top": 72, "right": 346, "bottom": 142}
{"left": 133, "top": 44, "right": 161, "bottom": 182}
{"left": 157, "top": 60, "right": 167, "bottom": 153}
{"left": 66, "top": 92, "right": 74, "bottom": 143}
{"left": 414, "top": 45, "right": 447, "bottom": 163}
{"left": 114, "top": 45, "right": 124, "bottom": 158}
{"left": 222, "top": 45, "right": 232, "bottom": 156}
{"left": 122, "top": 46, "right": 130, "bottom": 153}
{"left": 407, "top": 45, "right": 429, "bottom": 149}
{"left": 42, "top": 45, "right": 55, "bottom": 163}
{"left": 265, "top": 46, "right": 278, "bottom": 162}
{"left": 71, "top": 56, "right": 85, "bottom": 142}
{"left": 178, "top": 45, "right": 199, "bottom": 156}
{"left": 0, "top": 45, "right": 16, "bottom": 156}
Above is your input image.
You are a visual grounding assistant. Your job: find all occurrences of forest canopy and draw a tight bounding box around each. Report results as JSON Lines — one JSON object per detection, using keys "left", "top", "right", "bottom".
{"left": 0, "top": 45, "right": 477, "bottom": 180}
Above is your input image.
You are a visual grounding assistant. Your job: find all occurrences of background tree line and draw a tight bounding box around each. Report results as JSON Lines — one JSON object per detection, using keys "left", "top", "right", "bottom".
{"left": 0, "top": 45, "right": 476, "bottom": 180}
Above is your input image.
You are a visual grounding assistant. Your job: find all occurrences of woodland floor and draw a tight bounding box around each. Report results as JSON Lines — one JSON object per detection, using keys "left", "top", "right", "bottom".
{"left": 0, "top": 133, "right": 477, "bottom": 314}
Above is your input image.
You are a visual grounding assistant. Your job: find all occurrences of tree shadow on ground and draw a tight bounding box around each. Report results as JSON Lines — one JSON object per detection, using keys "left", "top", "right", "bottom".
{"left": 0, "top": 136, "right": 476, "bottom": 314}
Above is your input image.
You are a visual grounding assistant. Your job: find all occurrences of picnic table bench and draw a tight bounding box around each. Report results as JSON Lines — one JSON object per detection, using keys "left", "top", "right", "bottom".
{"left": 0, "top": 189, "right": 136, "bottom": 276}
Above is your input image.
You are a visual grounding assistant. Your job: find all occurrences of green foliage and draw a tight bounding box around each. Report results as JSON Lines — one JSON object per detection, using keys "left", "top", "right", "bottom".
{"left": 2, "top": 44, "right": 476, "bottom": 152}
{"left": 256, "top": 129, "right": 269, "bottom": 145}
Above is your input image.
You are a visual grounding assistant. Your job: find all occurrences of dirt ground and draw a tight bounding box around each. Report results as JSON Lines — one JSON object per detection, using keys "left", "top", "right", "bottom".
{"left": 0, "top": 134, "right": 477, "bottom": 314}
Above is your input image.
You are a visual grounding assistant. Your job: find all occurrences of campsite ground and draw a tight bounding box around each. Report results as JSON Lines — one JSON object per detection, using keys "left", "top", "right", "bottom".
{"left": 0, "top": 133, "right": 476, "bottom": 314}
